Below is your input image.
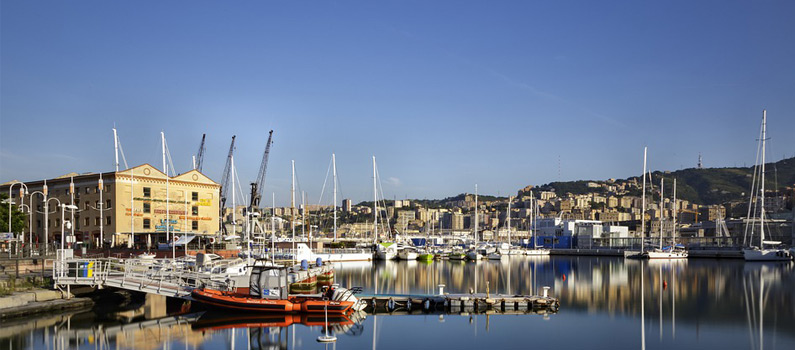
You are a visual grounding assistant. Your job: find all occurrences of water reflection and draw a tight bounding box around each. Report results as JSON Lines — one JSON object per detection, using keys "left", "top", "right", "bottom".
{"left": 3, "top": 256, "right": 794, "bottom": 349}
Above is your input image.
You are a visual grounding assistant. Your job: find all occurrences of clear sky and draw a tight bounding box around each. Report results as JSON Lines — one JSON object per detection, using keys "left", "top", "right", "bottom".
{"left": 1, "top": 1, "right": 794, "bottom": 206}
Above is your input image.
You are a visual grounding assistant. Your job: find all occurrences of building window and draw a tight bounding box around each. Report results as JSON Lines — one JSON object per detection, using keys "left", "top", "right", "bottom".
{"left": 192, "top": 221, "right": 198, "bottom": 231}
{"left": 143, "top": 187, "right": 151, "bottom": 198}
{"left": 106, "top": 200, "right": 111, "bottom": 209}
{"left": 84, "top": 202, "right": 90, "bottom": 210}
{"left": 86, "top": 187, "right": 91, "bottom": 194}
{"left": 192, "top": 192, "right": 199, "bottom": 201}
{"left": 56, "top": 219, "right": 61, "bottom": 226}
{"left": 95, "top": 217, "right": 101, "bottom": 226}
{"left": 106, "top": 216, "right": 111, "bottom": 225}
{"left": 143, "top": 203, "right": 151, "bottom": 213}
{"left": 143, "top": 219, "right": 151, "bottom": 229}
{"left": 106, "top": 185, "right": 111, "bottom": 192}
{"left": 84, "top": 217, "right": 90, "bottom": 226}
{"left": 192, "top": 206, "right": 199, "bottom": 215}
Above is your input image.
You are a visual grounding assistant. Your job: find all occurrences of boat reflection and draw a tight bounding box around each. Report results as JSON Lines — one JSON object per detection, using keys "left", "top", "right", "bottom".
{"left": 192, "top": 310, "right": 366, "bottom": 335}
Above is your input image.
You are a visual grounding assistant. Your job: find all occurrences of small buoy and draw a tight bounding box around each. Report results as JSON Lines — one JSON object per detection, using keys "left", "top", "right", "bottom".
{"left": 562, "top": 274, "right": 566, "bottom": 281}
{"left": 663, "top": 281, "right": 667, "bottom": 290}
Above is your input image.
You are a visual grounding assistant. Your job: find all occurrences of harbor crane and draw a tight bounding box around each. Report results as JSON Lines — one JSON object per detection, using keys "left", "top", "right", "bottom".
{"left": 219, "top": 136, "right": 236, "bottom": 234}
{"left": 194, "top": 134, "right": 206, "bottom": 172}
{"left": 249, "top": 130, "right": 274, "bottom": 212}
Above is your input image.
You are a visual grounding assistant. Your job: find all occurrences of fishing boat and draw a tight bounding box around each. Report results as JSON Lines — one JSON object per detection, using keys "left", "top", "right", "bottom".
{"left": 742, "top": 111, "right": 793, "bottom": 262}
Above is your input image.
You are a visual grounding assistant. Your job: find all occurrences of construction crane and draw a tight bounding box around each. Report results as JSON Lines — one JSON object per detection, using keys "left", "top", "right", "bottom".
{"left": 194, "top": 134, "right": 206, "bottom": 172}
{"left": 249, "top": 130, "right": 274, "bottom": 212}
{"left": 219, "top": 136, "right": 236, "bottom": 234}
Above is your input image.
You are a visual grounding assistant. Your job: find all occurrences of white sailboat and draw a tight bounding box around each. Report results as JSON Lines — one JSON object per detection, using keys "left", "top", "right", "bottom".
{"left": 372, "top": 156, "right": 398, "bottom": 260}
{"left": 525, "top": 193, "right": 550, "bottom": 256}
{"left": 743, "top": 111, "right": 792, "bottom": 261}
{"left": 466, "top": 185, "right": 483, "bottom": 261}
{"left": 646, "top": 178, "right": 687, "bottom": 259}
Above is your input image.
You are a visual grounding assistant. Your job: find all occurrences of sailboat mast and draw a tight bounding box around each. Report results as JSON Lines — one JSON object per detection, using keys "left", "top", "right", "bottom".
{"left": 332, "top": 153, "right": 337, "bottom": 241}
{"left": 759, "top": 110, "right": 766, "bottom": 245}
{"left": 161, "top": 132, "right": 170, "bottom": 251}
{"left": 507, "top": 196, "right": 512, "bottom": 244}
{"left": 641, "top": 147, "right": 647, "bottom": 252}
{"left": 232, "top": 155, "right": 236, "bottom": 239}
{"left": 672, "top": 178, "right": 677, "bottom": 245}
{"left": 291, "top": 160, "right": 296, "bottom": 252}
{"left": 113, "top": 128, "right": 120, "bottom": 172}
{"left": 474, "top": 184, "right": 478, "bottom": 244}
{"left": 659, "top": 178, "right": 663, "bottom": 249}
{"left": 373, "top": 156, "right": 377, "bottom": 243}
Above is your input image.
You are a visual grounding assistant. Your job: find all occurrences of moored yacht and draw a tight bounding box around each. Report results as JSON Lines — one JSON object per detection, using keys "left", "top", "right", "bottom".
{"left": 742, "top": 111, "right": 792, "bottom": 262}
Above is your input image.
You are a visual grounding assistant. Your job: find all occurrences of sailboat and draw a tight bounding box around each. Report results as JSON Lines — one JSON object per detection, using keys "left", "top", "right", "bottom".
{"left": 371, "top": 156, "right": 398, "bottom": 260}
{"left": 525, "top": 193, "right": 550, "bottom": 256}
{"left": 743, "top": 110, "right": 793, "bottom": 261}
{"left": 466, "top": 185, "right": 483, "bottom": 261}
{"left": 645, "top": 178, "right": 687, "bottom": 259}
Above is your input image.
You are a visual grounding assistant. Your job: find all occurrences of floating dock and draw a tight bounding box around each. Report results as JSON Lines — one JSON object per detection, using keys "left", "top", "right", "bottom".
{"left": 357, "top": 287, "right": 559, "bottom": 314}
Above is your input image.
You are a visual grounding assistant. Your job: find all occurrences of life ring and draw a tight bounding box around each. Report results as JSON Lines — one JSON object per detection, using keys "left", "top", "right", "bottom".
{"left": 209, "top": 237, "right": 216, "bottom": 244}
{"left": 173, "top": 236, "right": 180, "bottom": 242}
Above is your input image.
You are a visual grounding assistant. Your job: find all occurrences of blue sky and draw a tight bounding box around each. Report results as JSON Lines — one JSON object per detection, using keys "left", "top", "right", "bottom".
{"left": 2, "top": 1, "right": 794, "bottom": 205}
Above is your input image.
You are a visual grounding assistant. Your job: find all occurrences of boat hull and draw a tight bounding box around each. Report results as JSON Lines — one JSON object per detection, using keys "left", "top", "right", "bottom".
{"left": 524, "top": 249, "right": 550, "bottom": 256}
{"left": 645, "top": 251, "right": 688, "bottom": 259}
{"left": 743, "top": 248, "right": 793, "bottom": 261}
{"left": 191, "top": 289, "right": 355, "bottom": 314}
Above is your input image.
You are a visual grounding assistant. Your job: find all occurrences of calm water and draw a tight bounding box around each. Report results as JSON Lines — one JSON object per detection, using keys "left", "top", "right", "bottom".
{"left": 4, "top": 256, "right": 795, "bottom": 350}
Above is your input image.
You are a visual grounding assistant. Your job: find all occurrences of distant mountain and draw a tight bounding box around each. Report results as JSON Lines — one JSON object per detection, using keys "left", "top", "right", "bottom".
{"left": 531, "top": 157, "right": 795, "bottom": 205}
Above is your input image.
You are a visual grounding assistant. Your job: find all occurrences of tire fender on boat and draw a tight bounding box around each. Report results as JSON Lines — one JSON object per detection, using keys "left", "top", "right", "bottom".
{"left": 387, "top": 298, "right": 395, "bottom": 312}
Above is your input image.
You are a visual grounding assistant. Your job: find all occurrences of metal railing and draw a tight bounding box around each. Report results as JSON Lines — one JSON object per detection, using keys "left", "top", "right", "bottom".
{"left": 53, "top": 256, "right": 232, "bottom": 297}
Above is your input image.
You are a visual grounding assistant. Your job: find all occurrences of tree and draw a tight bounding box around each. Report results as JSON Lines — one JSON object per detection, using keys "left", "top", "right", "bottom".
{"left": 0, "top": 193, "right": 27, "bottom": 234}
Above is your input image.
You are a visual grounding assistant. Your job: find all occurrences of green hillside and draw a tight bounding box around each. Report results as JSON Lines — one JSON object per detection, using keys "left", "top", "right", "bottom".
{"left": 533, "top": 157, "right": 794, "bottom": 205}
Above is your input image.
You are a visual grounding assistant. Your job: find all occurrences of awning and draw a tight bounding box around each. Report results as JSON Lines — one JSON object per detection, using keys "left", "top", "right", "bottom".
{"left": 173, "top": 235, "right": 196, "bottom": 246}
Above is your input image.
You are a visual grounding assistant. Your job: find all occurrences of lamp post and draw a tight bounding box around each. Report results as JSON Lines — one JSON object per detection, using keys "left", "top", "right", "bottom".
{"left": 18, "top": 204, "right": 31, "bottom": 257}
{"left": 44, "top": 196, "right": 62, "bottom": 256}
{"left": 60, "top": 204, "right": 77, "bottom": 250}
{"left": 8, "top": 182, "right": 28, "bottom": 236}
{"left": 28, "top": 190, "right": 45, "bottom": 256}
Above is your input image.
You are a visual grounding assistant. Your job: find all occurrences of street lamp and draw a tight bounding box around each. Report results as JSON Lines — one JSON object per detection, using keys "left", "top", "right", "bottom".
{"left": 61, "top": 204, "right": 78, "bottom": 251}
{"left": 8, "top": 182, "right": 28, "bottom": 236}
{"left": 44, "top": 196, "right": 62, "bottom": 256}
{"left": 18, "top": 204, "right": 31, "bottom": 256}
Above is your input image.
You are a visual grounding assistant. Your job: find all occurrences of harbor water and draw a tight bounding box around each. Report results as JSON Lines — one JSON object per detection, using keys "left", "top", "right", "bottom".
{"left": 3, "top": 256, "right": 794, "bottom": 349}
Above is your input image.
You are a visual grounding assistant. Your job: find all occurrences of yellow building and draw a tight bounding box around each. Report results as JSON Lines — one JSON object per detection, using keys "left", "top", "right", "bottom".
{"left": 2, "top": 164, "right": 220, "bottom": 248}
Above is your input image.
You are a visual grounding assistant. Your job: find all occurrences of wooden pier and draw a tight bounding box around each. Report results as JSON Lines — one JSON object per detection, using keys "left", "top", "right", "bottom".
{"left": 357, "top": 288, "right": 559, "bottom": 314}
